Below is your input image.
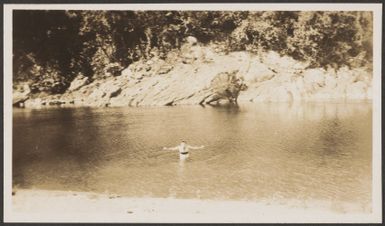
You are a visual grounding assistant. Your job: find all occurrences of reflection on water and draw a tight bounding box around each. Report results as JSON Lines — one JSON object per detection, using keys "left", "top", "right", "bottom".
{"left": 13, "top": 102, "right": 372, "bottom": 209}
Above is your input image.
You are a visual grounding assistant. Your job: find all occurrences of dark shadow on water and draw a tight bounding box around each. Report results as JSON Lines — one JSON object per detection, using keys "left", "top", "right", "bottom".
{"left": 208, "top": 103, "right": 241, "bottom": 114}
{"left": 317, "top": 117, "right": 356, "bottom": 156}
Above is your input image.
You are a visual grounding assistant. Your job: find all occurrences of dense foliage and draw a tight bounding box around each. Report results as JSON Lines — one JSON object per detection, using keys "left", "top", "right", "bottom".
{"left": 13, "top": 10, "right": 372, "bottom": 94}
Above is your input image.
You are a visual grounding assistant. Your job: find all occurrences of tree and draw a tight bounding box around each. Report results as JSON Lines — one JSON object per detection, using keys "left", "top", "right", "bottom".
{"left": 205, "top": 70, "right": 248, "bottom": 105}
{"left": 13, "top": 10, "right": 373, "bottom": 95}
{"left": 287, "top": 11, "right": 372, "bottom": 69}
{"left": 13, "top": 10, "right": 82, "bottom": 93}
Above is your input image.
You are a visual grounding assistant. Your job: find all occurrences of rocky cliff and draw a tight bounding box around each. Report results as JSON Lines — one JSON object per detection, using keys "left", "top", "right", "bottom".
{"left": 14, "top": 41, "right": 372, "bottom": 108}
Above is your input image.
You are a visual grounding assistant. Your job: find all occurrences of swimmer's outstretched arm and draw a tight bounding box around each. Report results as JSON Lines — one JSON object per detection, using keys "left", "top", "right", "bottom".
{"left": 163, "top": 146, "right": 179, "bottom": 151}
{"left": 187, "top": 145, "right": 205, "bottom": 150}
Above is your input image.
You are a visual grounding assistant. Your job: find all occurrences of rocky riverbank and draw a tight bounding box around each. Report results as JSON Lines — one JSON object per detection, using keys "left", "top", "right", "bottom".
{"left": 8, "top": 189, "right": 374, "bottom": 223}
{"left": 13, "top": 41, "right": 372, "bottom": 108}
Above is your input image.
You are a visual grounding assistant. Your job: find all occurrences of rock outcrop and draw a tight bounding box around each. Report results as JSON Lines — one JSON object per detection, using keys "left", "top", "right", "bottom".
{"left": 13, "top": 84, "right": 31, "bottom": 107}
{"left": 13, "top": 42, "right": 373, "bottom": 108}
{"left": 67, "top": 74, "right": 89, "bottom": 92}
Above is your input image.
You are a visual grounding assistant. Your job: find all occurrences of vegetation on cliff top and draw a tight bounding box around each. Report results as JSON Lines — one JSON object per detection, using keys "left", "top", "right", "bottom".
{"left": 13, "top": 10, "right": 372, "bottom": 95}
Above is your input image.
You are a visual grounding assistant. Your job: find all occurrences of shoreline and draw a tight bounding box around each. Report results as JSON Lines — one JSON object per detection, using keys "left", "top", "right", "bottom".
{"left": 7, "top": 189, "right": 375, "bottom": 223}
{"left": 13, "top": 49, "right": 372, "bottom": 109}
{"left": 12, "top": 98, "right": 373, "bottom": 110}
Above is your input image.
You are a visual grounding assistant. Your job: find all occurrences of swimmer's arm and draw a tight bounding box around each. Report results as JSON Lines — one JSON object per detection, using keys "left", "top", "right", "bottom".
{"left": 187, "top": 145, "right": 205, "bottom": 150}
{"left": 163, "top": 146, "right": 179, "bottom": 151}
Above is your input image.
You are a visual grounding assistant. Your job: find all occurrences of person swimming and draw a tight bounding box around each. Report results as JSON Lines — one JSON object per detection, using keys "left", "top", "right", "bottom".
{"left": 163, "top": 141, "right": 205, "bottom": 160}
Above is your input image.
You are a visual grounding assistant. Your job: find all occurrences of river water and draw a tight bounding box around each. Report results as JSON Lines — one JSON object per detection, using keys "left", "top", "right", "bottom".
{"left": 13, "top": 102, "right": 372, "bottom": 209}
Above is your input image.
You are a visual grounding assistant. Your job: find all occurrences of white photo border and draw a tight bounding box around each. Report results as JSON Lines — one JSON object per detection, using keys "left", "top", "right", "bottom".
{"left": 3, "top": 3, "right": 382, "bottom": 223}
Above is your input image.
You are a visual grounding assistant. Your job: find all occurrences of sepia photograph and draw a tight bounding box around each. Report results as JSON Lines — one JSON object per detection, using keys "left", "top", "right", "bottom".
{"left": 3, "top": 3, "right": 382, "bottom": 223}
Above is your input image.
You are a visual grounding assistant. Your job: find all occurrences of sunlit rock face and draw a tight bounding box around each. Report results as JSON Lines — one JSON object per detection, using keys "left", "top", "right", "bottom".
{"left": 14, "top": 41, "right": 372, "bottom": 108}
{"left": 67, "top": 74, "right": 89, "bottom": 92}
{"left": 13, "top": 83, "right": 31, "bottom": 107}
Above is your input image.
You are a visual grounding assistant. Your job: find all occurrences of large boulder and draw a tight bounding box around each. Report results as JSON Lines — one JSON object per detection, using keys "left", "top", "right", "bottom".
{"left": 336, "top": 67, "right": 356, "bottom": 86}
{"left": 13, "top": 84, "right": 31, "bottom": 107}
{"left": 88, "top": 79, "right": 122, "bottom": 99}
{"left": 120, "top": 67, "right": 132, "bottom": 78}
{"left": 243, "top": 59, "right": 275, "bottom": 83}
{"left": 345, "top": 81, "right": 368, "bottom": 99}
{"left": 186, "top": 36, "right": 198, "bottom": 45}
{"left": 303, "top": 69, "right": 326, "bottom": 86}
{"left": 324, "top": 74, "right": 337, "bottom": 89}
{"left": 24, "top": 98, "right": 42, "bottom": 108}
{"left": 68, "top": 74, "right": 89, "bottom": 92}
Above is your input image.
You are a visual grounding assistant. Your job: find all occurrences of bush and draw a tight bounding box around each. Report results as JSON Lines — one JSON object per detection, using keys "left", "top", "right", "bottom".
{"left": 207, "top": 70, "right": 248, "bottom": 104}
{"left": 13, "top": 10, "right": 372, "bottom": 93}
